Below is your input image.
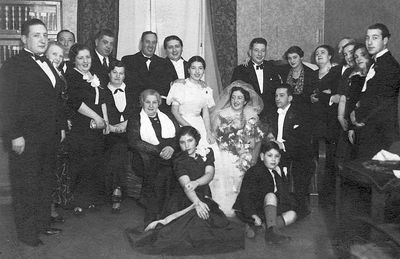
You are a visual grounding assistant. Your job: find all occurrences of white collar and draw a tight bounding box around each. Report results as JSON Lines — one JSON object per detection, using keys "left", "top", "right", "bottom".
{"left": 277, "top": 103, "right": 291, "bottom": 114}
{"left": 374, "top": 48, "right": 389, "bottom": 60}
{"left": 171, "top": 58, "right": 184, "bottom": 64}
{"left": 24, "top": 48, "right": 44, "bottom": 57}
{"left": 108, "top": 82, "right": 126, "bottom": 92}
{"left": 95, "top": 49, "right": 107, "bottom": 62}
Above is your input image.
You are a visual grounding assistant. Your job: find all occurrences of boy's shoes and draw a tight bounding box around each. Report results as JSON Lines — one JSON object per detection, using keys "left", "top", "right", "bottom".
{"left": 265, "top": 227, "right": 291, "bottom": 244}
{"left": 245, "top": 224, "right": 256, "bottom": 239}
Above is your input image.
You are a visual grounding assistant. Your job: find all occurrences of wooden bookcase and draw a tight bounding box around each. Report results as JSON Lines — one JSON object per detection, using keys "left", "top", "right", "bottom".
{"left": 0, "top": 0, "right": 62, "bottom": 66}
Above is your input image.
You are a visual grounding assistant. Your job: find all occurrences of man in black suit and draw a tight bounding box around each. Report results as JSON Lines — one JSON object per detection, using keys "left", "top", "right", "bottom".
{"left": 0, "top": 19, "right": 65, "bottom": 247}
{"left": 231, "top": 37, "right": 282, "bottom": 118}
{"left": 163, "top": 35, "right": 189, "bottom": 81}
{"left": 355, "top": 23, "right": 400, "bottom": 159}
{"left": 269, "top": 84, "right": 313, "bottom": 218}
{"left": 56, "top": 29, "right": 75, "bottom": 73}
{"left": 122, "top": 31, "right": 171, "bottom": 112}
{"left": 91, "top": 29, "right": 116, "bottom": 87}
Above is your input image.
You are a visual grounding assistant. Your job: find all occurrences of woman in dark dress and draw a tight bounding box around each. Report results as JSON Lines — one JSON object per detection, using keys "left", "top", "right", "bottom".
{"left": 65, "top": 43, "right": 109, "bottom": 214}
{"left": 310, "top": 44, "right": 341, "bottom": 206}
{"left": 281, "top": 46, "right": 316, "bottom": 116}
{"left": 125, "top": 126, "right": 244, "bottom": 256}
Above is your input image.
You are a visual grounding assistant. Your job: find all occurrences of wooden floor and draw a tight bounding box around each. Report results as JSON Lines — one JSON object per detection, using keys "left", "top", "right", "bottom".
{"left": 1, "top": 199, "right": 336, "bottom": 259}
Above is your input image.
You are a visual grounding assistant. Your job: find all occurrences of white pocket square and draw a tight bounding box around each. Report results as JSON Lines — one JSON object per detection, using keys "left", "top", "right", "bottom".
{"left": 293, "top": 125, "right": 299, "bottom": 129}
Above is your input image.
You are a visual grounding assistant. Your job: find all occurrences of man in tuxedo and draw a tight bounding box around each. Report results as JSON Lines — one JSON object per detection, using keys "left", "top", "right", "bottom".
{"left": 122, "top": 31, "right": 171, "bottom": 112}
{"left": 355, "top": 23, "right": 400, "bottom": 159}
{"left": 231, "top": 37, "right": 282, "bottom": 119}
{"left": 163, "top": 35, "right": 189, "bottom": 81}
{"left": 56, "top": 29, "right": 75, "bottom": 73}
{"left": 91, "top": 29, "right": 116, "bottom": 87}
{"left": 0, "top": 19, "right": 65, "bottom": 247}
{"left": 269, "top": 84, "right": 313, "bottom": 218}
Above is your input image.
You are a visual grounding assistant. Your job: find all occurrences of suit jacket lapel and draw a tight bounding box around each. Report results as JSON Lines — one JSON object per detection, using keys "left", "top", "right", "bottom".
{"left": 22, "top": 51, "right": 55, "bottom": 89}
{"left": 282, "top": 106, "right": 294, "bottom": 139}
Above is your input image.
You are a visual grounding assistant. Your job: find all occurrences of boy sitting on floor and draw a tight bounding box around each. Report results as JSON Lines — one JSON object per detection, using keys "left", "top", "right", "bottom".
{"left": 233, "top": 141, "right": 297, "bottom": 244}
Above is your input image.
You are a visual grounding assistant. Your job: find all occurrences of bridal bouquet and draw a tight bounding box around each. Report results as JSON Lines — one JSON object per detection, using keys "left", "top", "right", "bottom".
{"left": 216, "top": 116, "right": 264, "bottom": 171}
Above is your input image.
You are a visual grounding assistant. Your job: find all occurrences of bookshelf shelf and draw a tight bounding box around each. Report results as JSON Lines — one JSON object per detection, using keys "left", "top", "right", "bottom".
{"left": 0, "top": 0, "right": 62, "bottom": 66}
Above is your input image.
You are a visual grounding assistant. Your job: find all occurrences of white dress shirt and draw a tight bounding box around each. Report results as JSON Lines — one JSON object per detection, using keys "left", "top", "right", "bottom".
{"left": 277, "top": 103, "right": 291, "bottom": 143}
{"left": 25, "top": 48, "right": 56, "bottom": 87}
{"left": 96, "top": 50, "right": 109, "bottom": 67}
{"left": 171, "top": 58, "right": 185, "bottom": 79}
{"left": 253, "top": 62, "right": 264, "bottom": 94}
{"left": 362, "top": 48, "right": 389, "bottom": 92}
{"left": 108, "top": 83, "right": 127, "bottom": 122}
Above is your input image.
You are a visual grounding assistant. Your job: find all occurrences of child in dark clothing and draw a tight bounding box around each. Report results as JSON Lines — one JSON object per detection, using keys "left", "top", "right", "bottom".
{"left": 233, "top": 141, "right": 297, "bottom": 244}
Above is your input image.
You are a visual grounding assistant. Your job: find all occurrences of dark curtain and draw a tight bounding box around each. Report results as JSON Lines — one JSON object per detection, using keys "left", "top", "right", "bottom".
{"left": 209, "top": 0, "right": 237, "bottom": 89}
{"left": 77, "top": 0, "right": 119, "bottom": 56}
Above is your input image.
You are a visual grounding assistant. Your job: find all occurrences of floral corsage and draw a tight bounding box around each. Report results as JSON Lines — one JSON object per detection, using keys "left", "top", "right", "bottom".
{"left": 195, "top": 146, "right": 210, "bottom": 161}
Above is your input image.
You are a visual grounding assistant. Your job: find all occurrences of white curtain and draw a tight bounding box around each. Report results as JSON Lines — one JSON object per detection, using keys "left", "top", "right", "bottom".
{"left": 117, "top": 0, "right": 221, "bottom": 99}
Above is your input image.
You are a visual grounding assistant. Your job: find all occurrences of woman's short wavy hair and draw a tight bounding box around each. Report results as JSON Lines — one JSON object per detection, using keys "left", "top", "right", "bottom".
{"left": 68, "top": 43, "right": 91, "bottom": 66}
{"left": 177, "top": 126, "right": 201, "bottom": 147}
{"left": 139, "top": 89, "right": 162, "bottom": 107}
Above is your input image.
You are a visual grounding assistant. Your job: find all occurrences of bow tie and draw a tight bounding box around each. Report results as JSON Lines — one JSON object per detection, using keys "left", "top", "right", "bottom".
{"left": 277, "top": 108, "right": 286, "bottom": 115}
{"left": 114, "top": 88, "right": 124, "bottom": 94}
{"left": 144, "top": 56, "right": 152, "bottom": 61}
{"left": 32, "top": 54, "right": 47, "bottom": 63}
{"left": 256, "top": 64, "right": 264, "bottom": 70}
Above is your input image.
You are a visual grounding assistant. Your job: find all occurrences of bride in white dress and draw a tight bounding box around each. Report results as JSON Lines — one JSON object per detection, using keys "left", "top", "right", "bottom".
{"left": 210, "top": 80, "right": 264, "bottom": 217}
{"left": 166, "top": 56, "right": 215, "bottom": 149}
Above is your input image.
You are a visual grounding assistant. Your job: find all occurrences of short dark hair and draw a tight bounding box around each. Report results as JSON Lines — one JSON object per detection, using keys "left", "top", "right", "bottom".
{"left": 108, "top": 60, "right": 125, "bottom": 73}
{"left": 315, "top": 44, "right": 335, "bottom": 58}
{"left": 68, "top": 43, "right": 91, "bottom": 65}
{"left": 177, "top": 126, "right": 201, "bottom": 147}
{"left": 57, "top": 29, "right": 75, "bottom": 42}
{"left": 276, "top": 83, "right": 293, "bottom": 96}
{"left": 163, "top": 35, "right": 183, "bottom": 49}
{"left": 141, "top": 31, "right": 157, "bottom": 42}
{"left": 187, "top": 55, "right": 206, "bottom": 69}
{"left": 260, "top": 141, "right": 281, "bottom": 155}
{"left": 95, "top": 29, "right": 115, "bottom": 41}
{"left": 230, "top": 86, "right": 250, "bottom": 104}
{"left": 368, "top": 23, "right": 391, "bottom": 39}
{"left": 353, "top": 43, "right": 368, "bottom": 55}
{"left": 249, "top": 38, "right": 268, "bottom": 49}
{"left": 21, "top": 19, "right": 46, "bottom": 36}
{"left": 284, "top": 46, "right": 304, "bottom": 60}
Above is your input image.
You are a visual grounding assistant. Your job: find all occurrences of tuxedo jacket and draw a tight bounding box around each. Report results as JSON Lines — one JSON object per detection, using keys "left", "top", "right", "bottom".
{"left": 231, "top": 60, "right": 282, "bottom": 118}
{"left": 233, "top": 163, "right": 289, "bottom": 218}
{"left": 165, "top": 57, "right": 189, "bottom": 81}
{"left": 121, "top": 52, "right": 171, "bottom": 111}
{"left": 90, "top": 50, "right": 117, "bottom": 87}
{"left": 269, "top": 104, "right": 312, "bottom": 161}
{"left": 357, "top": 51, "right": 400, "bottom": 124}
{"left": 0, "top": 50, "right": 65, "bottom": 143}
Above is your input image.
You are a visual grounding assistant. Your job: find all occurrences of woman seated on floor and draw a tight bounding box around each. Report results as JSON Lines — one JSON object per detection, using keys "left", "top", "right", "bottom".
{"left": 233, "top": 141, "right": 297, "bottom": 244}
{"left": 125, "top": 126, "right": 244, "bottom": 256}
{"left": 127, "top": 89, "right": 179, "bottom": 226}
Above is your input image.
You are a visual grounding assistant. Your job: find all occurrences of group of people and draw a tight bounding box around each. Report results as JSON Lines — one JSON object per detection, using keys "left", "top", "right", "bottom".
{"left": 1, "top": 17, "right": 400, "bottom": 255}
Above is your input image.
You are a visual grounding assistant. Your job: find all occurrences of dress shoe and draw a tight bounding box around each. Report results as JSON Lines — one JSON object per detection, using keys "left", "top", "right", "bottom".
{"left": 50, "top": 215, "right": 65, "bottom": 223}
{"left": 265, "top": 227, "right": 291, "bottom": 245}
{"left": 41, "top": 227, "right": 62, "bottom": 235}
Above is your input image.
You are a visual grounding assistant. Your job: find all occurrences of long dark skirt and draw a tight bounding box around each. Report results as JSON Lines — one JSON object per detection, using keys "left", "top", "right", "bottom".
{"left": 125, "top": 198, "right": 244, "bottom": 256}
{"left": 52, "top": 141, "right": 74, "bottom": 206}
